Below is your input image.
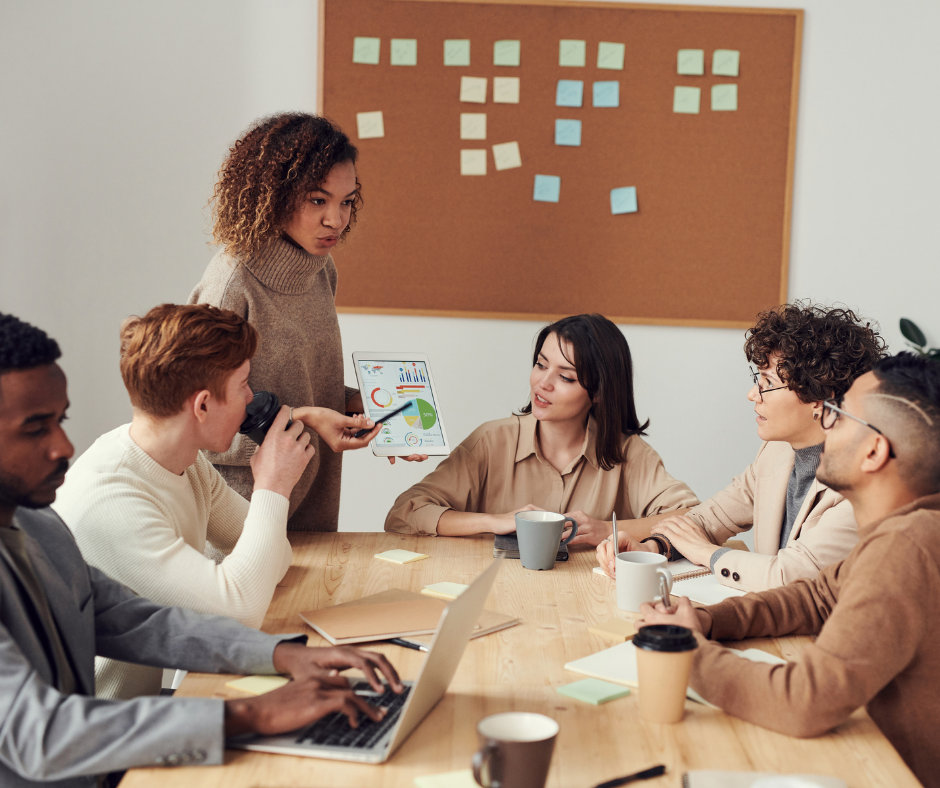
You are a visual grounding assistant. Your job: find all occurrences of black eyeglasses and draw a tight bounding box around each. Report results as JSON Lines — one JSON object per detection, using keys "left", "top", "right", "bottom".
{"left": 749, "top": 366, "right": 788, "bottom": 402}
{"left": 821, "top": 400, "right": 895, "bottom": 458}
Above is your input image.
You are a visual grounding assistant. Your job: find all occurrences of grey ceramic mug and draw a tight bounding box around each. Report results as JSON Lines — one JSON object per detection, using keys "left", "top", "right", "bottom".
{"left": 514, "top": 511, "right": 578, "bottom": 570}
{"left": 472, "top": 712, "right": 558, "bottom": 788}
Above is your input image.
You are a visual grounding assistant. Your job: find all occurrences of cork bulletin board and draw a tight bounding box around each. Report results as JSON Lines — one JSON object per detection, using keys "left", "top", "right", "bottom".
{"left": 320, "top": 0, "right": 803, "bottom": 327}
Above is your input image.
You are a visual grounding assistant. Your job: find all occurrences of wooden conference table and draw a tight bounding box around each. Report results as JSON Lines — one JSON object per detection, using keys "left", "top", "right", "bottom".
{"left": 122, "top": 532, "right": 918, "bottom": 787}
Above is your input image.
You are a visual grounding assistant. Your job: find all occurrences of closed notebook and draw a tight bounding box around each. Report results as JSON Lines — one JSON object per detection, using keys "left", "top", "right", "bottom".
{"left": 300, "top": 588, "right": 519, "bottom": 645}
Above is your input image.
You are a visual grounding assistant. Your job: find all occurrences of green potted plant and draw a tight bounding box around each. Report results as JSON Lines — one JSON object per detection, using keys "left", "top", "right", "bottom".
{"left": 899, "top": 318, "right": 940, "bottom": 360}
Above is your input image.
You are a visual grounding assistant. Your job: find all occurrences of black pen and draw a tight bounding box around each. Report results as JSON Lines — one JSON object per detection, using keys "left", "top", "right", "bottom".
{"left": 388, "top": 637, "right": 429, "bottom": 653}
{"left": 594, "top": 764, "right": 666, "bottom": 788}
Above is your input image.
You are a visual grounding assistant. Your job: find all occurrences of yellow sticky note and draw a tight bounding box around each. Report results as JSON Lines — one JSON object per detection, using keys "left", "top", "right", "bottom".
{"left": 493, "top": 76, "right": 520, "bottom": 104}
{"left": 356, "top": 110, "right": 385, "bottom": 139}
{"left": 225, "top": 675, "right": 290, "bottom": 695}
{"left": 460, "top": 113, "right": 487, "bottom": 140}
{"left": 422, "top": 582, "right": 469, "bottom": 600}
{"left": 460, "top": 76, "right": 487, "bottom": 104}
{"left": 492, "top": 141, "right": 521, "bottom": 171}
{"left": 414, "top": 770, "right": 478, "bottom": 788}
{"left": 374, "top": 549, "right": 429, "bottom": 564}
{"left": 460, "top": 149, "right": 487, "bottom": 176}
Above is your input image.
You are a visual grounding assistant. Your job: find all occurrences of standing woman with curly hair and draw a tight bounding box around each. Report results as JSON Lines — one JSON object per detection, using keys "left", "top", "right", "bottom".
{"left": 598, "top": 302, "right": 887, "bottom": 591}
{"left": 189, "top": 113, "right": 396, "bottom": 532}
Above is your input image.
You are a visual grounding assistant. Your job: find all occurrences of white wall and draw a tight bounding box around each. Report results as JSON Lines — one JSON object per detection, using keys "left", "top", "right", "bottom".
{"left": 2, "top": 0, "right": 938, "bottom": 532}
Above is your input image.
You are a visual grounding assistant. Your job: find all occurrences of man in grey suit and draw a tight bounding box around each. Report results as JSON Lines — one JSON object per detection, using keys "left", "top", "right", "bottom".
{"left": 0, "top": 312, "right": 403, "bottom": 787}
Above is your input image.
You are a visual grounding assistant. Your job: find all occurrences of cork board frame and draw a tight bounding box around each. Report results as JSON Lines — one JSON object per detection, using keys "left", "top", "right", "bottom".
{"left": 320, "top": 0, "right": 802, "bottom": 328}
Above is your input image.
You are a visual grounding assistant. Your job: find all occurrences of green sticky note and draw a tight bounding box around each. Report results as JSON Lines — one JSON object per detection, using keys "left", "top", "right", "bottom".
{"left": 557, "top": 678, "right": 631, "bottom": 705}
{"left": 390, "top": 38, "right": 417, "bottom": 66}
{"left": 677, "top": 48, "right": 705, "bottom": 75}
{"left": 493, "top": 39, "right": 520, "bottom": 67}
{"left": 353, "top": 37, "right": 381, "bottom": 65}
{"left": 711, "top": 83, "right": 738, "bottom": 111}
{"left": 673, "top": 86, "right": 701, "bottom": 114}
{"left": 559, "top": 39, "right": 586, "bottom": 67}
{"left": 713, "top": 49, "right": 740, "bottom": 77}
{"left": 444, "top": 39, "right": 470, "bottom": 66}
{"left": 597, "top": 41, "right": 625, "bottom": 70}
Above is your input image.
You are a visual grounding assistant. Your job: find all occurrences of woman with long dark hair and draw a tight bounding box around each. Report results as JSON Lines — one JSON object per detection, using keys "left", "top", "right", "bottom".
{"left": 385, "top": 314, "right": 698, "bottom": 543}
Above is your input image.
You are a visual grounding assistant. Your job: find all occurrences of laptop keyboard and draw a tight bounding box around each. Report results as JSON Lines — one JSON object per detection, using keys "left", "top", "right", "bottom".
{"left": 296, "top": 682, "right": 412, "bottom": 750}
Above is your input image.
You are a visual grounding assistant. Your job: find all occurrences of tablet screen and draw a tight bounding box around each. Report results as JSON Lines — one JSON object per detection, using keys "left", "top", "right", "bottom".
{"left": 354, "top": 358, "right": 448, "bottom": 451}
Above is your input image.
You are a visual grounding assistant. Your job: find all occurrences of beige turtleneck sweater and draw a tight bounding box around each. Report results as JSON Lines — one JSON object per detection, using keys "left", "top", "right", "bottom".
{"left": 189, "top": 237, "right": 355, "bottom": 531}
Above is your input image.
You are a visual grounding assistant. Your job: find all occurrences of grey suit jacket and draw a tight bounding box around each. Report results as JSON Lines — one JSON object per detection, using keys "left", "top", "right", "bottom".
{"left": 0, "top": 507, "right": 290, "bottom": 787}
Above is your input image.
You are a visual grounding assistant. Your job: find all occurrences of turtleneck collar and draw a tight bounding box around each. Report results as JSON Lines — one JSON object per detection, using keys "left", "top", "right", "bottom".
{"left": 241, "top": 235, "right": 332, "bottom": 295}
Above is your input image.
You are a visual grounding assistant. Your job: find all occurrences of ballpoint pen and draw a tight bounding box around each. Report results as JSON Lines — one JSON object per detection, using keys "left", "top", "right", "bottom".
{"left": 388, "top": 637, "right": 429, "bottom": 653}
{"left": 611, "top": 511, "right": 619, "bottom": 556}
{"left": 594, "top": 764, "right": 666, "bottom": 788}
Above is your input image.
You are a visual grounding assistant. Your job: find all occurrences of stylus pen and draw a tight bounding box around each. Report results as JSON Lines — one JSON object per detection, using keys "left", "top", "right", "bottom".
{"left": 388, "top": 637, "right": 429, "bottom": 653}
{"left": 593, "top": 764, "right": 666, "bottom": 788}
{"left": 353, "top": 400, "right": 413, "bottom": 438}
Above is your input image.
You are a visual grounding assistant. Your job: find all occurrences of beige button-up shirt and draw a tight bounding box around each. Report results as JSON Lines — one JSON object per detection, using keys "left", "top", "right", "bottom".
{"left": 385, "top": 414, "right": 698, "bottom": 535}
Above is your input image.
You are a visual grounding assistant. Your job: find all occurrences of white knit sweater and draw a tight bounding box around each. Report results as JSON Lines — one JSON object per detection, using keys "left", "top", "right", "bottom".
{"left": 52, "top": 424, "right": 292, "bottom": 699}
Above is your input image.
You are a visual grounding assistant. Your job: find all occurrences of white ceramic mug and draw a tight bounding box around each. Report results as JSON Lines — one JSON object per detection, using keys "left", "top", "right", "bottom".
{"left": 615, "top": 551, "right": 672, "bottom": 612}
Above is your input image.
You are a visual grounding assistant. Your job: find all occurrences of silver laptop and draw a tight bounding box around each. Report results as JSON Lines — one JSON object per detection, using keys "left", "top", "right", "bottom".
{"left": 229, "top": 558, "right": 503, "bottom": 763}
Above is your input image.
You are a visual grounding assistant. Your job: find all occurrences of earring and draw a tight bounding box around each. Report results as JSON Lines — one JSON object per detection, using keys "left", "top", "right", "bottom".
{"left": 813, "top": 412, "right": 820, "bottom": 421}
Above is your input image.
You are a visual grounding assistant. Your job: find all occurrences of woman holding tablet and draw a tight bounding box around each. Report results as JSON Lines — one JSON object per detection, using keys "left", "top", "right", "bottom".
{"left": 190, "top": 113, "right": 421, "bottom": 532}
{"left": 385, "top": 314, "right": 698, "bottom": 543}
{"left": 596, "top": 302, "right": 886, "bottom": 591}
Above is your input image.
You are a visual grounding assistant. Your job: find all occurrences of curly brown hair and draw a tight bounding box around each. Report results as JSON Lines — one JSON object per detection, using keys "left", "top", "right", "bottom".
{"left": 211, "top": 113, "right": 361, "bottom": 258}
{"left": 744, "top": 302, "right": 886, "bottom": 404}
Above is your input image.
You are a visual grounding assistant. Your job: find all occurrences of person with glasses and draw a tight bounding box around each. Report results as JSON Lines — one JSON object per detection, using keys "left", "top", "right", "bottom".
{"left": 638, "top": 352, "right": 940, "bottom": 786}
{"left": 597, "top": 302, "right": 886, "bottom": 591}
{"left": 385, "top": 314, "right": 698, "bottom": 541}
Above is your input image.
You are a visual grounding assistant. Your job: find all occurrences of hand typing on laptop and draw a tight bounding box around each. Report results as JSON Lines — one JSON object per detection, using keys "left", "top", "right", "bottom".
{"left": 224, "top": 643, "right": 404, "bottom": 737}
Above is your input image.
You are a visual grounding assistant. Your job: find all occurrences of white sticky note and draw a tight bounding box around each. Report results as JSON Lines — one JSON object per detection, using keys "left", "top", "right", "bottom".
{"left": 493, "top": 39, "right": 521, "bottom": 67}
{"left": 460, "top": 149, "right": 487, "bottom": 176}
{"left": 390, "top": 38, "right": 417, "bottom": 66}
{"left": 493, "top": 76, "right": 520, "bottom": 104}
{"left": 460, "top": 76, "right": 487, "bottom": 103}
{"left": 559, "top": 39, "right": 586, "bottom": 67}
{"left": 356, "top": 111, "right": 385, "bottom": 139}
{"left": 460, "top": 112, "right": 487, "bottom": 140}
{"left": 444, "top": 39, "right": 471, "bottom": 66}
{"left": 353, "top": 36, "right": 380, "bottom": 65}
{"left": 492, "top": 141, "right": 521, "bottom": 171}
{"left": 597, "top": 41, "right": 625, "bottom": 70}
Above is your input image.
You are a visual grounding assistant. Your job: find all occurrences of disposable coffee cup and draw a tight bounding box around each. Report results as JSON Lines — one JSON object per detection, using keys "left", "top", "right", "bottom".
{"left": 615, "top": 551, "right": 672, "bottom": 612}
{"left": 514, "top": 511, "right": 578, "bottom": 570}
{"left": 472, "top": 712, "right": 558, "bottom": 788}
{"left": 239, "top": 391, "right": 284, "bottom": 444}
{"left": 633, "top": 624, "right": 698, "bottom": 723}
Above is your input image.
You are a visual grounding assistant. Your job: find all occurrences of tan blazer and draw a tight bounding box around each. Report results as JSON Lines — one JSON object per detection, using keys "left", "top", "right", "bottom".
{"left": 685, "top": 441, "right": 859, "bottom": 591}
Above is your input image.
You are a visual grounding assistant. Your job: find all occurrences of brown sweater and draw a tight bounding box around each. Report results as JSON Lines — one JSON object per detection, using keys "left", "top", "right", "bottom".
{"left": 691, "top": 492, "right": 940, "bottom": 786}
{"left": 189, "top": 238, "right": 354, "bottom": 532}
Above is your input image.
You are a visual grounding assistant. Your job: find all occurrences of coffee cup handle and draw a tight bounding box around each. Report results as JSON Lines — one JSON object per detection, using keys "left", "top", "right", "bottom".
{"left": 656, "top": 568, "right": 673, "bottom": 605}
{"left": 558, "top": 516, "right": 578, "bottom": 546}
{"left": 471, "top": 742, "right": 501, "bottom": 788}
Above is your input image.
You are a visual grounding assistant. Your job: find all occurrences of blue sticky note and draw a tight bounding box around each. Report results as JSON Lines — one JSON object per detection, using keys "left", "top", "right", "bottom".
{"left": 556, "top": 79, "right": 584, "bottom": 107}
{"left": 593, "top": 81, "right": 619, "bottom": 108}
{"left": 554, "top": 119, "right": 582, "bottom": 146}
{"left": 533, "top": 175, "right": 561, "bottom": 203}
{"left": 610, "top": 187, "right": 638, "bottom": 215}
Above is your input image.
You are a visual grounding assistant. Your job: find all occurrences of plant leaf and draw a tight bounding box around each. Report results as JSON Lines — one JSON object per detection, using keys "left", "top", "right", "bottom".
{"left": 900, "top": 318, "right": 927, "bottom": 347}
